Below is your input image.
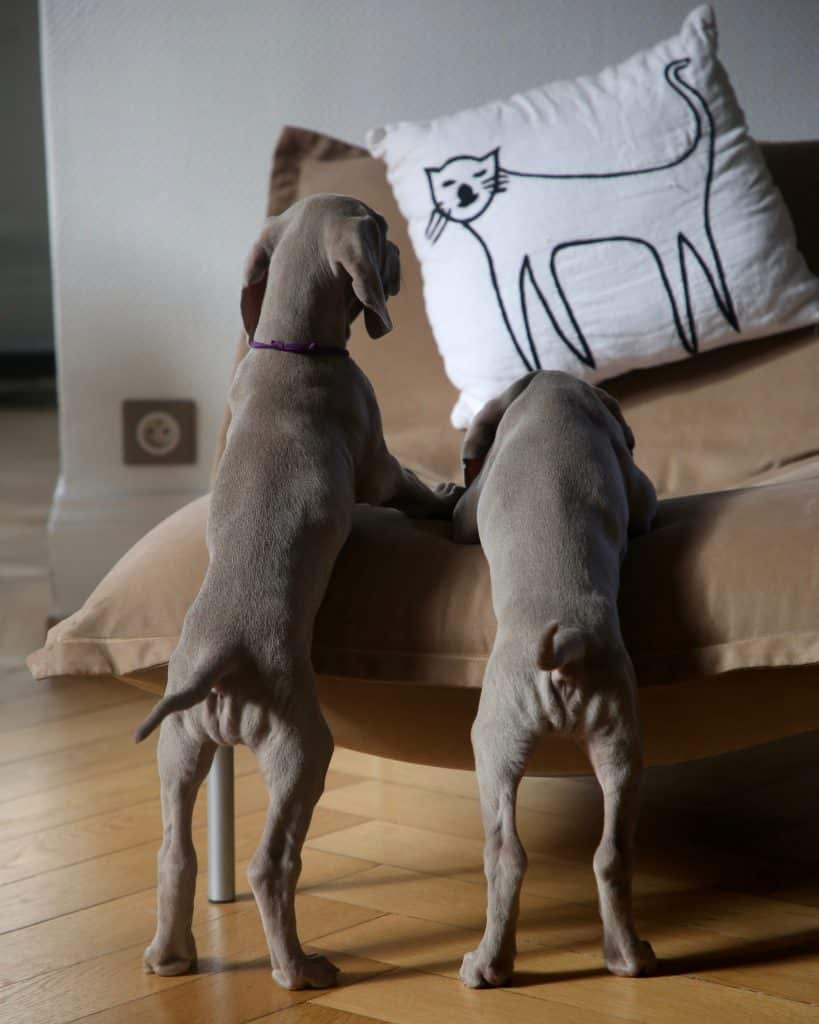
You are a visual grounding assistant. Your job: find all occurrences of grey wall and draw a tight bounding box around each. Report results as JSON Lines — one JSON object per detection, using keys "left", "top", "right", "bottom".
{"left": 1, "top": 0, "right": 52, "bottom": 355}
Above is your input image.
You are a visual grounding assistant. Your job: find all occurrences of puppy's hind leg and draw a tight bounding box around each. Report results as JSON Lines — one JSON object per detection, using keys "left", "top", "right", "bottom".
{"left": 586, "top": 670, "right": 656, "bottom": 977}
{"left": 144, "top": 716, "right": 216, "bottom": 976}
{"left": 461, "top": 656, "right": 539, "bottom": 988}
{"left": 249, "top": 689, "right": 338, "bottom": 991}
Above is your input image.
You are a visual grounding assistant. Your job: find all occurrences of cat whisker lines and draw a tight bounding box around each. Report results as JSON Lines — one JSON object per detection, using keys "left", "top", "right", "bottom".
{"left": 431, "top": 210, "right": 450, "bottom": 243}
{"left": 425, "top": 205, "right": 450, "bottom": 244}
{"left": 424, "top": 206, "right": 442, "bottom": 239}
{"left": 422, "top": 59, "right": 737, "bottom": 370}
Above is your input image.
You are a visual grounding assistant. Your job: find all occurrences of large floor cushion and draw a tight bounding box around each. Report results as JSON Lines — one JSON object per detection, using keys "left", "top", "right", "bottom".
{"left": 29, "top": 477, "right": 819, "bottom": 770}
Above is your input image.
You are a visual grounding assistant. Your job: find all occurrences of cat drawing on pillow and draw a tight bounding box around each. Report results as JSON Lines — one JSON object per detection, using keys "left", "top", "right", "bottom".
{"left": 424, "top": 59, "right": 739, "bottom": 372}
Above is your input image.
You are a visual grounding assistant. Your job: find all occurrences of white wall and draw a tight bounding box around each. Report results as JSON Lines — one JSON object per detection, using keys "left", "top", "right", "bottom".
{"left": 41, "top": 0, "right": 819, "bottom": 615}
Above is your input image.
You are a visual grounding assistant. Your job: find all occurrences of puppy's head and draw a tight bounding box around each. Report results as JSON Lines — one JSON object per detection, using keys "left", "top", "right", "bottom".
{"left": 240, "top": 194, "right": 400, "bottom": 342}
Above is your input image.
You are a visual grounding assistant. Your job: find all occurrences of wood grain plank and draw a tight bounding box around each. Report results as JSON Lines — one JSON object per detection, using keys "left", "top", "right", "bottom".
{"left": 310, "top": 804, "right": 671, "bottom": 901}
{"left": 0, "top": 731, "right": 161, "bottom": 804}
{"left": 0, "top": 677, "right": 146, "bottom": 732}
{"left": 0, "top": 805, "right": 367, "bottom": 933}
{"left": 0, "top": 847, "right": 373, "bottom": 985}
{"left": 316, "top": 958, "right": 819, "bottom": 1024}
{"left": 0, "top": 894, "right": 384, "bottom": 1024}
{"left": 317, "top": 910, "right": 819, "bottom": 1016}
{"left": 77, "top": 952, "right": 393, "bottom": 1024}
{"left": 0, "top": 734, "right": 273, "bottom": 805}
{"left": 316, "top": 778, "right": 798, "bottom": 891}
{"left": 311, "top": 819, "right": 819, "bottom": 946}
{"left": 313, "top": 965, "right": 612, "bottom": 1024}
{"left": 308, "top": 864, "right": 819, "bottom": 1005}
{"left": 254, "top": 1005, "right": 387, "bottom": 1024}
{"left": 0, "top": 699, "right": 155, "bottom": 766}
{"left": 0, "top": 759, "right": 363, "bottom": 883}
{"left": 303, "top": 862, "right": 602, "bottom": 950}
{"left": 0, "top": 756, "right": 360, "bottom": 840}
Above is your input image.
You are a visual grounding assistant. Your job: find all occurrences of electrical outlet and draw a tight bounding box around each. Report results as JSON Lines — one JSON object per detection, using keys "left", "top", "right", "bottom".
{"left": 123, "top": 400, "right": 196, "bottom": 465}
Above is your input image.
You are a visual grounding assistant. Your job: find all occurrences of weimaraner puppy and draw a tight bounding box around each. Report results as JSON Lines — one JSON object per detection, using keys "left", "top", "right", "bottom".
{"left": 134, "top": 194, "right": 461, "bottom": 990}
{"left": 453, "top": 370, "right": 658, "bottom": 987}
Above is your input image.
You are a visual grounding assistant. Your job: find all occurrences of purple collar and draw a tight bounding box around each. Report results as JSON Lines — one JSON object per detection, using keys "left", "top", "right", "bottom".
{"left": 249, "top": 339, "right": 349, "bottom": 358}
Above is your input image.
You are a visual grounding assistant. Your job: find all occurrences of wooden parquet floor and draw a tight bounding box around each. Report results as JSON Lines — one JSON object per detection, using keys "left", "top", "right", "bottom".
{"left": 2, "top": 405, "right": 819, "bottom": 1023}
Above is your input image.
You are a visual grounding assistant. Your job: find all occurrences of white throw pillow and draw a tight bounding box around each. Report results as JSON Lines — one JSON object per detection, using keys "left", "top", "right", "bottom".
{"left": 368, "top": 5, "right": 819, "bottom": 427}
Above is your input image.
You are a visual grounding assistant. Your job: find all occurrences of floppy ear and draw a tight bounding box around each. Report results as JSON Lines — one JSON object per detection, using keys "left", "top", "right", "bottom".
{"left": 240, "top": 239, "right": 271, "bottom": 339}
{"left": 383, "top": 239, "right": 401, "bottom": 300}
{"left": 591, "top": 385, "right": 635, "bottom": 452}
{"left": 334, "top": 216, "right": 394, "bottom": 339}
{"left": 627, "top": 463, "right": 658, "bottom": 538}
{"left": 590, "top": 385, "right": 656, "bottom": 536}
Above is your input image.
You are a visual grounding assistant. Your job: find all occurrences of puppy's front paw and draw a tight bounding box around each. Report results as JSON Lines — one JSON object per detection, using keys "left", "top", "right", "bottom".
{"left": 605, "top": 938, "right": 657, "bottom": 978}
{"left": 435, "top": 480, "right": 465, "bottom": 499}
{"left": 432, "top": 481, "right": 465, "bottom": 517}
{"left": 459, "top": 948, "right": 513, "bottom": 988}
{"left": 143, "top": 934, "right": 197, "bottom": 976}
{"left": 272, "top": 952, "right": 340, "bottom": 990}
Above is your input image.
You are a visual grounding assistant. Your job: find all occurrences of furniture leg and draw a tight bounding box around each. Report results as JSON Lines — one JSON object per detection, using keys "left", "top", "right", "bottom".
{"left": 207, "top": 744, "right": 236, "bottom": 903}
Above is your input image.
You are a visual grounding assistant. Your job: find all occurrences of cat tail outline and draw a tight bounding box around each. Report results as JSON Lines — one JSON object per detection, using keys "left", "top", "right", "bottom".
{"left": 664, "top": 59, "right": 740, "bottom": 339}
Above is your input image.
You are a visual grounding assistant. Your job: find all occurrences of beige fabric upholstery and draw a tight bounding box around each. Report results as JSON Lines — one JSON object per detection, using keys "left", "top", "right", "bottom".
{"left": 29, "top": 472, "right": 819, "bottom": 690}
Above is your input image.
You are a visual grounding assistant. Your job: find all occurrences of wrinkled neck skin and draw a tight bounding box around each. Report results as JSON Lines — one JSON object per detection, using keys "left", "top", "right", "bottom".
{"left": 254, "top": 250, "right": 354, "bottom": 350}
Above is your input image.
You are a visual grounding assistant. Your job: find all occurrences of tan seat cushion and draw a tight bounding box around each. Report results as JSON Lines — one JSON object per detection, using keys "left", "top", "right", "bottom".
{"left": 29, "top": 474, "right": 819, "bottom": 691}
{"left": 219, "top": 127, "right": 819, "bottom": 498}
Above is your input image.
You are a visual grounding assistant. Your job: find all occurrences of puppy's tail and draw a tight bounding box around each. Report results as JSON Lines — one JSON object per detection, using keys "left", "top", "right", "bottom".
{"left": 134, "top": 653, "right": 231, "bottom": 743}
{"left": 536, "top": 621, "right": 586, "bottom": 682}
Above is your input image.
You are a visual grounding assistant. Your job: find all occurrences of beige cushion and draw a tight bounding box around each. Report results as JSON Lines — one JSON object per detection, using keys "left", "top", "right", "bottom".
{"left": 29, "top": 473, "right": 819, "bottom": 689}
{"left": 28, "top": 476, "right": 819, "bottom": 768}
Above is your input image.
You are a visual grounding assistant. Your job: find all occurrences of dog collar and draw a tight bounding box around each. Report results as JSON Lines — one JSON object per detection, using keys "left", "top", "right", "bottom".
{"left": 248, "top": 339, "right": 349, "bottom": 358}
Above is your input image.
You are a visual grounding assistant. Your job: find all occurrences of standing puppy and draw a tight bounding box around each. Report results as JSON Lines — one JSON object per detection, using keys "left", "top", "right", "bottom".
{"left": 453, "top": 370, "right": 657, "bottom": 986}
{"left": 134, "top": 194, "right": 460, "bottom": 990}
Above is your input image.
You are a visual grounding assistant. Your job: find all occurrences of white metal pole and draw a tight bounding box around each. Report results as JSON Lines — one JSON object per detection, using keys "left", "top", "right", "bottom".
{"left": 207, "top": 745, "right": 236, "bottom": 902}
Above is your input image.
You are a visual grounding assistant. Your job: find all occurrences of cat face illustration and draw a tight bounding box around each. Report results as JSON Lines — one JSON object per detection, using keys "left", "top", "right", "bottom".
{"left": 425, "top": 149, "right": 507, "bottom": 242}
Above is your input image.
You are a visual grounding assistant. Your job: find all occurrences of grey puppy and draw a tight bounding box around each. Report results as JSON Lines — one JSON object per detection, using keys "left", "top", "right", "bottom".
{"left": 134, "top": 194, "right": 460, "bottom": 990}
{"left": 452, "top": 370, "right": 658, "bottom": 987}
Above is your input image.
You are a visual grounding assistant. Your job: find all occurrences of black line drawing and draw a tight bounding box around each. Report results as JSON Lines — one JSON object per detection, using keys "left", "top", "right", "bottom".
{"left": 424, "top": 59, "right": 739, "bottom": 372}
